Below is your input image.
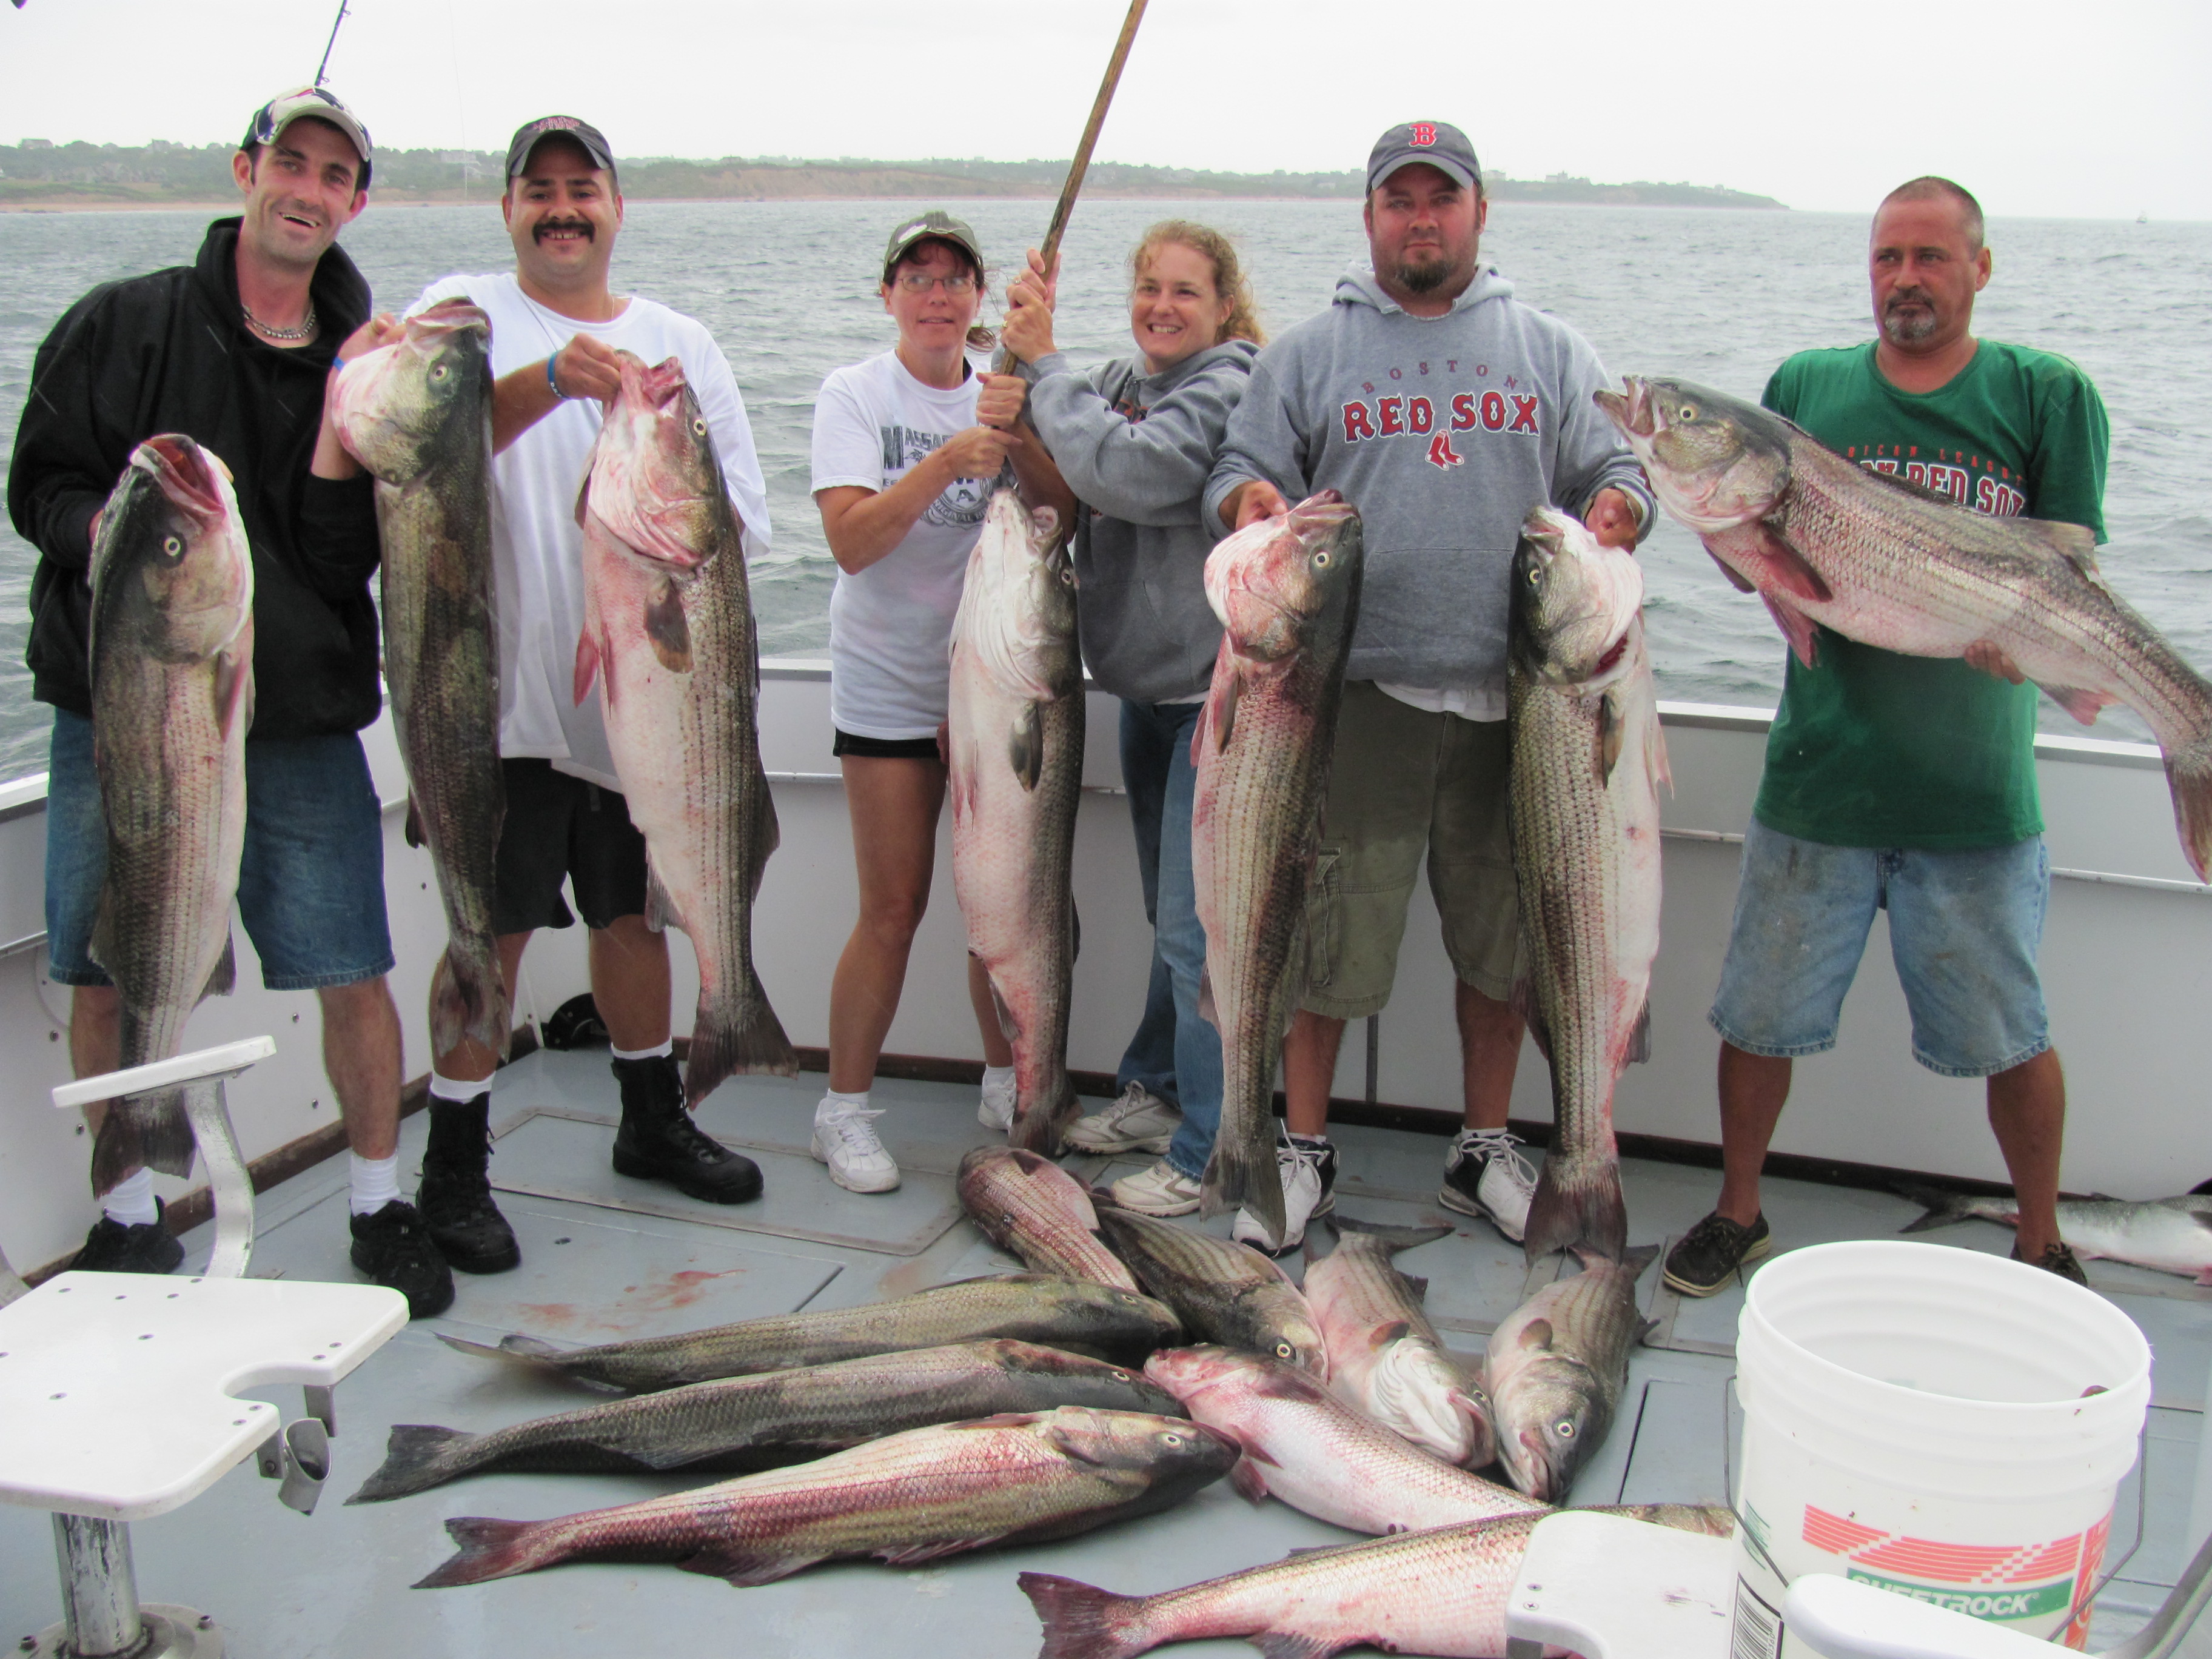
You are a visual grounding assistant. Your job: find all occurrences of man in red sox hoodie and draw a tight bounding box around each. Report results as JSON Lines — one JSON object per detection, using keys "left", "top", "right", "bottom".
{"left": 1203, "top": 120, "right": 1651, "bottom": 1252}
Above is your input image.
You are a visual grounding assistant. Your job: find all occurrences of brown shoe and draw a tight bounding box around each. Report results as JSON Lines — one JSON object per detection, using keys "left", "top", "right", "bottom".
{"left": 2011, "top": 1239, "right": 2089, "bottom": 1286}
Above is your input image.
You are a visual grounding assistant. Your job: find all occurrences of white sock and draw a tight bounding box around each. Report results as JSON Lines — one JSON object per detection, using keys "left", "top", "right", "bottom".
{"left": 349, "top": 1152, "right": 401, "bottom": 1217}
{"left": 102, "top": 1168, "right": 158, "bottom": 1228}
{"left": 428, "top": 1070, "right": 489, "bottom": 1103}
{"left": 982, "top": 1065, "right": 1017, "bottom": 1098}
{"left": 1288, "top": 1131, "right": 1330, "bottom": 1147}
{"left": 817, "top": 1089, "right": 869, "bottom": 1122}
{"left": 611, "top": 1038, "right": 674, "bottom": 1062}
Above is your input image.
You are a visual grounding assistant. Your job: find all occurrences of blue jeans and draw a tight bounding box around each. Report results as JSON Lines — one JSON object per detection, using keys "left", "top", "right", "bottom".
{"left": 1118, "top": 699, "right": 1222, "bottom": 1179}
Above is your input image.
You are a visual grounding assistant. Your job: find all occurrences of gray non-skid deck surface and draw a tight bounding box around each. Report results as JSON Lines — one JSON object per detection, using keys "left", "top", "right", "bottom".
{"left": 0, "top": 1051, "right": 2201, "bottom": 1656}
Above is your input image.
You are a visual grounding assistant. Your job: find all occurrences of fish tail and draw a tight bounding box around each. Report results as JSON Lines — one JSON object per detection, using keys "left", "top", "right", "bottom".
{"left": 91, "top": 1092, "right": 196, "bottom": 1195}
{"left": 683, "top": 980, "right": 799, "bottom": 1107}
{"left": 1200, "top": 1121, "right": 1284, "bottom": 1241}
{"left": 1523, "top": 1155, "right": 1627, "bottom": 1264}
{"left": 1894, "top": 1181, "right": 1982, "bottom": 1234}
{"left": 1012, "top": 1073, "right": 1080, "bottom": 1156}
{"left": 2164, "top": 728, "right": 2212, "bottom": 883}
{"left": 430, "top": 946, "right": 512, "bottom": 1062}
{"left": 347, "top": 1424, "right": 478, "bottom": 1503}
{"left": 414, "top": 1517, "right": 557, "bottom": 1587}
{"left": 434, "top": 1330, "right": 569, "bottom": 1369}
{"left": 1019, "top": 1572, "right": 1156, "bottom": 1659}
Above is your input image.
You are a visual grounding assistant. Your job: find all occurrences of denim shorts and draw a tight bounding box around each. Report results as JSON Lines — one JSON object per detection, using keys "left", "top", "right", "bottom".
{"left": 1709, "top": 819, "right": 2051, "bottom": 1079}
{"left": 45, "top": 708, "right": 395, "bottom": 992}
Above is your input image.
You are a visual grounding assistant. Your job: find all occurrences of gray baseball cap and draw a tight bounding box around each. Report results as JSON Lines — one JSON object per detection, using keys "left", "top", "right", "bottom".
{"left": 882, "top": 209, "right": 984, "bottom": 281}
{"left": 1366, "top": 121, "right": 1481, "bottom": 195}
{"left": 506, "top": 115, "right": 617, "bottom": 183}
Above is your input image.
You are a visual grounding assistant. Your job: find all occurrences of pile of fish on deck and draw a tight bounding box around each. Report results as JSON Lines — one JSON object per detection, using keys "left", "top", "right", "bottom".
{"left": 374, "top": 1144, "right": 1728, "bottom": 1657}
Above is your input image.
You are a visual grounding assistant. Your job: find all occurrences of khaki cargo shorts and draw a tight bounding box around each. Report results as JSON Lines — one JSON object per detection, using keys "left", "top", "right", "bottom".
{"left": 1299, "top": 680, "right": 1520, "bottom": 1021}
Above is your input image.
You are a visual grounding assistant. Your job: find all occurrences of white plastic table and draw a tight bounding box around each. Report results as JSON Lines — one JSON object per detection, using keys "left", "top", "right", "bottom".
{"left": 1504, "top": 1510, "right": 1738, "bottom": 1658}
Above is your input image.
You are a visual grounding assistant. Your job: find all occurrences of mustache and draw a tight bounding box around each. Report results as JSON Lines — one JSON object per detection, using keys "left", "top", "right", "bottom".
{"left": 1883, "top": 287, "right": 1935, "bottom": 310}
{"left": 534, "top": 218, "right": 595, "bottom": 243}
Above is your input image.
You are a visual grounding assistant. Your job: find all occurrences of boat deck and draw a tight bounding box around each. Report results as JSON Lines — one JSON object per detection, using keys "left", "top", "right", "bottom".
{"left": 2, "top": 1051, "right": 2202, "bottom": 1657}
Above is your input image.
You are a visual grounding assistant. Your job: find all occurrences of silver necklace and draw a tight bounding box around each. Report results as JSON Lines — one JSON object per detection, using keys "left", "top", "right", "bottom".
{"left": 241, "top": 299, "right": 318, "bottom": 343}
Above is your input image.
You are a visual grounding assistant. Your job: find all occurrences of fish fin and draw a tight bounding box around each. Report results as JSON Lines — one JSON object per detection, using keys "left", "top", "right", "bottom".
{"left": 1619, "top": 1242, "right": 1662, "bottom": 1277}
{"left": 1402, "top": 1275, "right": 1429, "bottom": 1301}
{"left": 433, "top": 1330, "right": 571, "bottom": 1369}
{"left": 347, "top": 1424, "right": 475, "bottom": 1504}
{"left": 682, "top": 984, "right": 799, "bottom": 1106}
{"left": 414, "top": 1517, "right": 549, "bottom": 1588}
{"left": 1858, "top": 466, "right": 1969, "bottom": 510}
{"left": 685, "top": 1547, "right": 832, "bottom": 1587}
{"left": 1704, "top": 543, "right": 1758, "bottom": 594}
{"left": 1197, "top": 964, "right": 1219, "bottom": 1031}
{"left": 1010, "top": 701, "right": 1045, "bottom": 791}
{"left": 1253, "top": 1634, "right": 1348, "bottom": 1659}
{"left": 2165, "top": 728, "right": 2212, "bottom": 882}
{"left": 1516, "top": 1318, "right": 1555, "bottom": 1352}
{"left": 1012, "top": 1072, "right": 1080, "bottom": 1158}
{"left": 1214, "top": 666, "right": 1241, "bottom": 751}
{"left": 403, "top": 797, "right": 426, "bottom": 849}
{"left": 1071, "top": 898, "right": 1081, "bottom": 964}
{"left": 1637, "top": 1316, "right": 1661, "bottom": 1346}
{"left": 1623, "top": 999, "right": 1652, "bottom": 1066}
{"left": 1763, "top": 594, "right": 1822, "bottom": 669}
{"left": 1524, "top": 1155, "right": 1629, "bottom": 1265}
{"left": 988, "top": 980, "right": 1020, "bottom": 1045}
{"left": 1648, "top": 706, "right": 1673, "bottom": 794}
{"left": 213, "top": 644, "right": 252, "bottom": 739}
{"left": 644, "top": 864, "right": 677, "bottom": 934}
{"left": 2026, "top": 518, "right": 2101, "bottom": 575}
{"left": 747, "top": 766, "right": 780, "bottom": 900}
{"left": 1892, "top": 1181, "right": 1976, "bottom": 1234}
{"left": 1706, "top": 520, "right": 1832, "bottom": 605}
{"left": 1018, "top": 1574, "right": 1151, "bottom": 1659}
{"left": 1228, "top": 1455, "right": 1272, "bottom": 1503}
{"left": 645, "top": 577, "right": 694, "bottom": 672}
{"left": 572, "top": 628, "right": 602, "bottom": 705}
{"left": 1375, "top": 1320, "right": 1412, "bottom": 1344}
{"left": 87, "top": 883, "right": 115, "bottom": 976}
{"left": 1510, "top": 976, "right": 1552, "bottom": 1064}
{"left": 1598, "top": 686, "right": 1625, "bottom": 783}
{"left": 877, "top": 1537, "right": 1005, "bottom": 1569}
{"left": 2031, "top": 680, "right": 2116, "bottom": 726}
{"left": 574, "top": 474, "right": 592, "bottom": 529}
{"left": 201, "top": 928, "right": 236, "bottom": 1002}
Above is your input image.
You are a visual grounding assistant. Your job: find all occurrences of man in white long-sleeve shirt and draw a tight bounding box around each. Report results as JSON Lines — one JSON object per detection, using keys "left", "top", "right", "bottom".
{"left": 402, "top": 116, "right": 773, "bottom": 1275}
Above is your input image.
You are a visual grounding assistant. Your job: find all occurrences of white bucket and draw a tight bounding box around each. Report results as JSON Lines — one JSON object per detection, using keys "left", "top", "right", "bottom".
{"left": 1731, "top": 1240, "right": 2149, "bottom": 1657}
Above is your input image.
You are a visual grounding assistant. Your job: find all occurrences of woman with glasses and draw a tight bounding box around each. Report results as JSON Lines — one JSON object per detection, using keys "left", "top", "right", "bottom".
{"left": 808, "top": 210, "right": 1048, "bottom": 1194}
{"left": 996, "top": 221, "right": 1264, "bottom": 1225}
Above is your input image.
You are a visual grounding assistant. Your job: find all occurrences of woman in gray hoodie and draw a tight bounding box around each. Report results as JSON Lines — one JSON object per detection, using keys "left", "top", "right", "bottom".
{"left": 999, "top": 221, "right": 1261, "bottom": 1218}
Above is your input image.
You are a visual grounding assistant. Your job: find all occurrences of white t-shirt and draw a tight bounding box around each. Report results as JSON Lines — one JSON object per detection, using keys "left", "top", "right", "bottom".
{"left": 407, "top": 273, "right": 772, "bottom": 789}
{"left": 810, "top": 349, "right": 991, "bottom": 740}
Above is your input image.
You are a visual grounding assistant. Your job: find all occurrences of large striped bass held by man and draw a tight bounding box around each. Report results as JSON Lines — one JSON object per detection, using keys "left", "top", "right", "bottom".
{"left": 84, "top": 434, "right": 254, "bottom": 1191}
{"left": 330, "top": 299, "right": 508, "bottom": 1059}
{"left": 1507, "top": 507, "right": 1667, "bottom": 1265}
{"left": 1191, "top": 491, "right": 1364, "bottom": 1244}
{"left": 576, "top": 351, "right": 796, "bottom": 1103}
{"left": 1598, "top": 374, "right": 2212, "bottom": 880}
{"left": 948, "top": 486, "right": 1084, "bottom": 1154}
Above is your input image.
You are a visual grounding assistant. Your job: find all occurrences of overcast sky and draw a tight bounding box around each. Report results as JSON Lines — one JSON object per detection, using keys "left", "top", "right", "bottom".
{"left": 4, "top": 0, "right": 2206, "bottom": 221}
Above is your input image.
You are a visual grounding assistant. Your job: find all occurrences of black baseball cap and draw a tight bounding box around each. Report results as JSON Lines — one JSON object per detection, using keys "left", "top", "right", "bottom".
{"left": 506, "top": 116, "right": 618, "bottom": 183}
{"left": 882, "top": 209, "right": 984, "bottom": 282}
{"left": 1366, "top": 121, "right": 1481, "bottom": 195}
{"left": 242, "top": 85, "right": 373, "bottom": 189}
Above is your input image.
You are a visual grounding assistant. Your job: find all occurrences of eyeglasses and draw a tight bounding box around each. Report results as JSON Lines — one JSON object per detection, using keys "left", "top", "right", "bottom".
{"left": 893, "top": 273, "right": 977, "bottom": 295}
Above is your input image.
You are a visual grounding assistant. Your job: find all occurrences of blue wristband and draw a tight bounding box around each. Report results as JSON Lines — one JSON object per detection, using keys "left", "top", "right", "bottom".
{"left": 332, "top": 358, "right": 348, "bottom": 372}
{"left": 546, "top": 355, "right": 565, "bottom": 398}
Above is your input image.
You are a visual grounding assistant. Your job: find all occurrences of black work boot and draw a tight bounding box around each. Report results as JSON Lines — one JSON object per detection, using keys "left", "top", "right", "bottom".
{"left": 611, "top": 1053, "right": 763, "bottom": 1204}
{"left": 350, "top": 1200, "right": 456, "bottom": 1319}
{"left": 417, "top": 1094, "right": 521, "bottom": 1274}
{"left": 72, "top": 1196, "right": 186, "bottom": 1275}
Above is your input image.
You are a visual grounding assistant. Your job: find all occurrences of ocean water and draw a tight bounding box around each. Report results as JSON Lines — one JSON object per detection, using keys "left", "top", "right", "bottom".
{"left": 2, "top": 198, "right": 2207, "bottom": 783}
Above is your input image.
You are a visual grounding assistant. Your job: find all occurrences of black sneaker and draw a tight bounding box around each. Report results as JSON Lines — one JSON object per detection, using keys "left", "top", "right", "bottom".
{"left": 1662, "top": 1211, "right": 1772, "bottom": 1298}
{"left": 350, "top": 1200, "right": 455, "bottom": 1319}
{"left": 2013, "top": 1239, "right": 2090, "bottom": 1287}
{"left": 611, "top": 1054, "right": 763, "bottom": 1204}
{"left": 1231, "top": 1134, "right": 1338, "bottom": 1255}
{"left": 1439, "top": 1127, "right": 1538, "bottom": 1243}
{"left": 72, "top": 1197, "right": 185, "bottom": 1275}
{"left": 417, "top": 1094, "right": 521, "bottom": 1275}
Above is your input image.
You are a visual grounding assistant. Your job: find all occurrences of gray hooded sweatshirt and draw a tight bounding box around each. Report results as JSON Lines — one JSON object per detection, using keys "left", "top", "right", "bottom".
{"left": 1203, "top": 266, "right": 1651, "bottom": 700}
{"left": 1024, "top": 338, "right": 1260, "bottom": 703}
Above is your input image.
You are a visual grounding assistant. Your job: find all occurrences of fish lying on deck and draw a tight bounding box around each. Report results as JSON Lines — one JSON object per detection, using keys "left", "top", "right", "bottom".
{"left": 1899, "top": 1183, "right": 2212, "bottom": 1282}
{"left": 435, "top": 1273, "right": 1182, "bottom": 1392}
{"left": 350, "top": 1339, "right": 1180, "bottom": 1501}
{"left": 958, "top": 1146, "right": 1141, "bottom": 1291}
{"left": 1095, "top": 1207, "right": 1326, "bottom": 1376}
{"left": 416, "top": 1407, "right": 1236, "bottom": 1589}
{"left": 1486, "top": 1244, "right": 1658, "bottom": 1503}
{"left": 1600, "top": 373, "right": 2212, "bottom": 882}
{"left": 1143, "top": 1346, "right": 1537, "bottom": 1537}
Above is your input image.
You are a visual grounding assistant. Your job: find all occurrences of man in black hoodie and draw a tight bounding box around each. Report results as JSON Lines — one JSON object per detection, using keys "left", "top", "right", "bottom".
{"left": 5, "top": 87, "right": 450, "bottom": 1316}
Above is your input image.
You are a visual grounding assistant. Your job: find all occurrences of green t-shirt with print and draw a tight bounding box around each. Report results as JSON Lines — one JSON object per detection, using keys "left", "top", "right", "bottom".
{"left": 1752, "top": 339, "right": 2110, "bottom": 849}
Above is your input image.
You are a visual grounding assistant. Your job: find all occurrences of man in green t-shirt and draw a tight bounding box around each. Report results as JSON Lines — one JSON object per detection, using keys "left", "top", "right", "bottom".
{"left": 1663, "top": 176, "right": 2110, "bottom": 1298}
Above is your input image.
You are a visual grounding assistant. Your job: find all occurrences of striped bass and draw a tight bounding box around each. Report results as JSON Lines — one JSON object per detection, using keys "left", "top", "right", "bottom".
{"left": 958, "top": 1145, "right": 1141, "bottom": 1291}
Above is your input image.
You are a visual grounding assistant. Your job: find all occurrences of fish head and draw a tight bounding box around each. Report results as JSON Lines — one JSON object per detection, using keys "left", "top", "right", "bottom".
{"left": 953, "top": 486, "right": 1079, "bottom": 698}
{"left": 1141, "top": 1343, "right": 1256, "bottom": 1404}
{"left": 93, "top": 434, "right": 253, "bottom": 663}
{"left": 585, "top": 352, "right": 727, "bottom": 571}
{"left": 330, "top": 300, "right": 492, "bottom": 483}
{"left": 1594, "top": 375, "right": 1791, "bottom": 534}
{"left": 1203, "top": 489, "right": 1362, "bottom": 663}
{"left": 1267, "top": 1312, "right": 1330, "bottom": 1378}
{"left": 1367, "top": 1338, "right": 1497, "bottom": 1467}
{"left": 1510, "top": 506, "right": 1644, "bottom": 688}
{"left": 996, "top": 1342, "right": 1189, "bottom": 1415}
{"left": 1033, "top": 1405, "right": 1241, "bottom": 1483}
{"left": 1492, "top": 1357, "right": 1607, "bottom": 1504}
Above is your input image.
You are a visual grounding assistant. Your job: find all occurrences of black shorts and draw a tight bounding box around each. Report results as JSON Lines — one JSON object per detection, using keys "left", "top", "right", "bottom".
{"left": 492, "top": 759, "right": 650, "bottom": 934}
{"left": 833, "top": 729, "right": 942, "bottom": 761}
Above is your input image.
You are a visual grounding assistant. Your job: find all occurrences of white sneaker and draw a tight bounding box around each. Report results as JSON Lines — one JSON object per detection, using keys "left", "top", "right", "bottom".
{"left": 1233, "top": 1136, "right": 1338, "bottom": 1255}
{"left": 1110, "top": 1158, "right": 1203, "bottom": 1216}
{"left": 977, "top": 1072, "right": 1017, "bottom": 1133}
{"left": 1067, "top": 1082, "right": 1182, "bottom": 1154}
{"left": 811, "top": 1102, "right": 901, "bottom": 1193}
{"left": 1440, "top": 1127, "right": 1536, "bottom": 1242}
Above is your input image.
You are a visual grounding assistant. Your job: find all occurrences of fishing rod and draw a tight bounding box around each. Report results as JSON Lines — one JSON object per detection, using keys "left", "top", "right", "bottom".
{"left": 314, "top": 0, "right": 352, "bottom": 87}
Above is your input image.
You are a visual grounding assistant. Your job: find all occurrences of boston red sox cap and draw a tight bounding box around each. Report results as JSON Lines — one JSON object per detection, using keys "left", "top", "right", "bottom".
{"left": 242, "top": 85, "right": 374, "bottom": 188}
{"left": 505, "top": 115, "right": 618, "bottom": 183}
{"left": 1366, "top": 121, "right": 1481, "bottom": 195}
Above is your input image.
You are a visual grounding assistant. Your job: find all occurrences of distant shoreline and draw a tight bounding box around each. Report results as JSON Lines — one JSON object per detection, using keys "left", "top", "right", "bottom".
{"left": 1, "top": 192, "right": 1785, "bottom": 216}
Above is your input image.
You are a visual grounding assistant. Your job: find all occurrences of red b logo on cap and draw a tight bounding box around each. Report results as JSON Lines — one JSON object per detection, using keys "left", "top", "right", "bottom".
{"left": 1410, "top": 123, "right": 1437, "bottom": 147}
